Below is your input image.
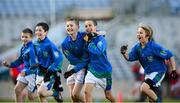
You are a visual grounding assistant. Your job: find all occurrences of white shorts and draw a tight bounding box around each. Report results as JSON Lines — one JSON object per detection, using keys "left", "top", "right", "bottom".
{"left": 85, "top": 71, "right": 112, "bottom": 90}
{"left": 17, "top": 74, "right": 36, "bottom": 92}
{"left": 145, "top": 72, "right": 165, "bottom": 87}
{"left": 66, "top": 64, "right": 86, "bottom": 85}
{"left": 36, "top": 75, "right": 55, "bottom": 90}
{"left": 36, "top": 75, "right": 43, "bottom": 86}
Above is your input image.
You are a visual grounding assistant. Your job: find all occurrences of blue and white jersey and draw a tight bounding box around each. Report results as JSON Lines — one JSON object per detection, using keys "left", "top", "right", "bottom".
{"left": 34, "top": 37, "right": 63, "bottom": 73}
{"left": 85, "top": 35, "right": 112, "bottom": 78}
{"left": 61, "top": 31, "right": 86, "bottom": 65}
{"left": 10, "top": 41, "right": 38, "bottom": 75}
{"left": 128, "top": 41, "right": 173, "bottom": 74}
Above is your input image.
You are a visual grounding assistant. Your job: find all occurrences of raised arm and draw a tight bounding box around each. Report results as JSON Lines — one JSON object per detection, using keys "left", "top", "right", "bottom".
{"left": 120, "top": 45, "right": 129, "bottom": 61}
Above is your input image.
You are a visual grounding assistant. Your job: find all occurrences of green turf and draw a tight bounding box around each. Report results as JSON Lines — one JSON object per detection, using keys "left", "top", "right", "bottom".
{"left": 0, "top": 98, "right": 180, "bottom": 102}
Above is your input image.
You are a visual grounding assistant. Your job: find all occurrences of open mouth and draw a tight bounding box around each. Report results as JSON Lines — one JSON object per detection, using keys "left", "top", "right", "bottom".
{"left": 67, "top": 29, "right": 70, "bottom": 32}
{"left": 67, "top": 28, "right": 73, "bottom": 32}
{"left": 138, "top": 37, "right": 141, "bottom": 40}
{"left": 37, "top": 33, "right": 42, "bottom": 37}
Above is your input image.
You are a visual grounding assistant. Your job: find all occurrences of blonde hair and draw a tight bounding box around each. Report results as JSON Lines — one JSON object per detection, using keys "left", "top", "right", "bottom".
{"left": 66, "top": 17, "right": 79, "bottom": 26}
{"left": 138, "top": 24, "right": 153, "bottom": 40}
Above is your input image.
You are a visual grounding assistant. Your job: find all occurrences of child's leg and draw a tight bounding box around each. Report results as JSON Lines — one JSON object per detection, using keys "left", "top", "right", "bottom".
{"left": 14, "top": 81, "right": 27, "bottom": 102}
{"left": 84, "top": 83, "right": 94, "bottom": 102}
{"left": 140, "top": 82, "right": 158, "bottom": 101}
{"left": 104, "top": 90, "right": 116, "bottom": 102}
{"left": 73, "top": 83, "right": 84, "bottom": 102}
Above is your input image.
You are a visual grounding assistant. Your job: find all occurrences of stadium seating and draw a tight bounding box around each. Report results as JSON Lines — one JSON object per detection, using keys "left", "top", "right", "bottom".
{"left": 0, "top": 0, "right": 112, "bottom": 17}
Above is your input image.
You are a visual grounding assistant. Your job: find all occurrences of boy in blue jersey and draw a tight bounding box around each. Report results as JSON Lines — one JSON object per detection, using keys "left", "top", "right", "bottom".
{"left": 63, "top": 18, "right": 107, "bottom": 102}
{"left": 64, "top": 19, "right": 116, "bottom": 102}
{"left": 2, "top": 28, "right": 38, "bottom": 102}
{"left": 61, "top": 17, "right": 87, "bottom": 102}
{"left": 34, "top": 22, "right": 63, "bottom": 102}
{"left": 120, "top": 24, "right": 179, "bottom": 102}
{"left": 83, "top": 19, "right": 116, "bottom": 102}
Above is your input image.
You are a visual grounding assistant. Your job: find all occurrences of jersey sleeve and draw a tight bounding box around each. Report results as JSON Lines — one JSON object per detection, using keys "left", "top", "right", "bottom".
{"left": 73, "top": 47, "right": 89, "bottom": 72}
{"left": 88, "top": 36, "right": 106, "bottom": 55}
{"left": 61, "top": 43, "right": 82, "bottom": 64}
{"left": 10, "top": 48, "right": 23, "bottom": 67}
{"left": 128, "top": 45, "right": 139, "bottom": 61}
{"left": 153, "top": 42, "right": 173, "bottom": 59}
{"left": 29, "top": 46, "right": 38, "bottom": 66}
{"left": 48, "top": 44, "right": 63, "bottom": 72}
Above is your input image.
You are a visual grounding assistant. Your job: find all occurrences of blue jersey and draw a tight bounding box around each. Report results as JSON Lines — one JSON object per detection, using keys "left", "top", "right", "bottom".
{"left": 128, "top": 41, "right": 173, "bottom": 74}
{"left": 61, "top": 32, "right": 86, "bottom": 65}
{"left": 34, "top": 37, "right": 63, "bottom": 73}
{"left": 10, "top": 41, "right": 38, "bottom": 75}
{"left": 62, "top": 32, "right": 88, "bottom": 72}
{"left": 85, "top": 35, "right": 112, "bottom": 78}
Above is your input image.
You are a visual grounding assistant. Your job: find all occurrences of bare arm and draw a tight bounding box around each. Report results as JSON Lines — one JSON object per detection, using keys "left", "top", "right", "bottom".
{"left": 122, "top": 52, "right": 129, "bottom": 61}
{"left": 169, "top": 56, "right": 179, "bottom": 80}
{"left": 169, "top": 56, "right": 176, "bottom": 71}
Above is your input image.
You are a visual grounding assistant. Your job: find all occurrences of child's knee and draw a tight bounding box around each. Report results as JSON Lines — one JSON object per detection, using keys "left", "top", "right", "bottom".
{"left": 84, "top": 90, "right": 91, "bottom": 96}
{"left": 38, "top": 88, "right": 46, "bottom": 97}
{"left": 72, "top": 93, "right": 80, "bottom": 99}
{"left": 14, "top": 86, "right": 22, "bottom": 95}
{"left": 28, "top": 94, "right": 35, "bottom": 101}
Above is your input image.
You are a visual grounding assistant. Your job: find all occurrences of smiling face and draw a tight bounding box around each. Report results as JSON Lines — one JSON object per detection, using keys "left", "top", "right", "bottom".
{"left": 66, "top": 20, "right": 79, "bottom": 35}
{"left": 35, "top": 26, "right": 47, "bottom": 41}
{"left": 84, "top": 20, "right": 96, "bottom": 33}
{"left": 137, "top": 27, "right": 149, "bottom": 44}
{"left": 21, "top": 32, "right": 32, "bottom": 45}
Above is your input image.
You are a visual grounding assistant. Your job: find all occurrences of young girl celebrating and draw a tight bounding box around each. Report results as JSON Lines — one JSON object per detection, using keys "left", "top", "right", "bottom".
{"left": 120, "top": 24, "right": 178, "bottom": 102}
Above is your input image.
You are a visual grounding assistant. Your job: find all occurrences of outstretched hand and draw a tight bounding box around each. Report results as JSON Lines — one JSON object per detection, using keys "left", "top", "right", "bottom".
{"left": 2, "top": 61, "right": 10, "bottom": 68}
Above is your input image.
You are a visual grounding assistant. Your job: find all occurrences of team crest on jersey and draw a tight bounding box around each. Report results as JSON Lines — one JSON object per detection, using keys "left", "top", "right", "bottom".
{"left": 54, "top": 51, "right": 59, "bottom": 58}
{"left": 43, "top": 51, "right": 48, "bottom": 58}
{"left": 147, "top": 56, "right": 153, "bottom": 62}
{"left": 160, "top": 50, "right": 167, "bottom": 56}
{"left": 97, "top": 41, "right": 103, "bottom": 47}
{"left": 64, "top": 50, "right": 70, "bottom": 56}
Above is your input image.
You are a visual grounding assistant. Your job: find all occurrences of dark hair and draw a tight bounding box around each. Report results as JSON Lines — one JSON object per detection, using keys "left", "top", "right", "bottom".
{"left": 66, "top": 17, "right": 79, "bottom": 26}
{"left": 92, "top": 20, "right": 97, "bottom": 26}
{"left": 36, "top": 22, "right": 49, "bottom": 32}
{"left": 86, "top": 19, "right": 97, "bottom": 26}
{"left": 22, "top": 28, "right": 33, "bottom": 37}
